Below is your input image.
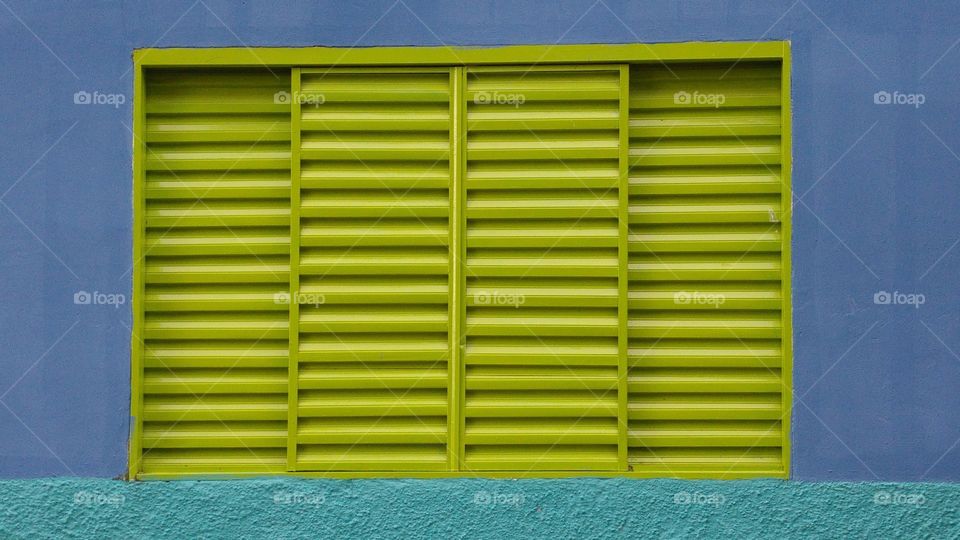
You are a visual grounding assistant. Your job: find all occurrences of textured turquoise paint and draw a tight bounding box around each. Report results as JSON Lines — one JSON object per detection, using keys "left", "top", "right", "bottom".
{"left": 0, "top": 479, "right": 956, "bottom": 538}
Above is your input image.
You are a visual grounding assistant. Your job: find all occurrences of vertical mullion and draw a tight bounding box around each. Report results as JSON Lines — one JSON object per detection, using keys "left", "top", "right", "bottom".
{"left": 286, "top": 68, "right": 301, "bottom": 472}
{"left": 616, "top": 64, "right": 631, "bottom": 471}
{"left": 457, "top": 66, "right": 469, "bottom": 472}
{"left": 779, "top": 45, "right": 793, "bottom": 479}
{"left": 128, "top": 60, "right": 146, "bottom": 481}
{"left": 448, "top": 67, "right": 463, "bottom": 471}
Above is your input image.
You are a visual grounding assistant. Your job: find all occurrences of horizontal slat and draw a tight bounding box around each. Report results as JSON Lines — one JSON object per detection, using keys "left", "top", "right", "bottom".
{"left": 299, "top": 337, "right": 449, "bottom": 363}
{"left": 628, "top": 340, "right": 782, "bottom": 369}
{"left": 466, "top": 366, "right": 617, "bottom": 390}
{"left": 467, "top": 308, "right": 619, "bottom": 337}
{"left": 299, "top": 278, "right": 448, "bottom": 304}
{"left": 468, "top": 133, "right": 618, "bottom": 161}
{"left": 142, "top": 395, "right": 287, "bottom": 422}
{"left": 628, "top": 368, "right": 782, "bottom": 393}
{"left": 143, "top": 421, "right": 286, "bottom": 449}
{"left": 628, "top": 254, "right": 781, "bottom": 281}
{"left": 296, "top": 445, "right": 447, "bottom": 471}
{"left": 465, "top": 392, "right": 617, "bottom": 417}
{"left": 629, "top": 420, "right": 782, "bottom": 448}
{"left": 465, "top": 418, "right": 618, "bottom": 445}
{"left": 146, "top": 114, "right": 290, "bottom": 143}
{"left": 300, "top": 223, "right": 448, "bottom": 247}
{"left": 629, "top": 108, "right": 780, "bottom": 138}
{"left": 630, "top": 138, "right": 780, "bottom": 167}
{"left": 628, "top": 195, "right": 781, "bottom": 224}
{"left": 468, "top": 224, "right": 618, "bottom": 248}
{"left": 629, "top": 225, "right": 781, "bottom": 253}
{"left": 629, "top": 283, "right": 781, "bottom": 310}
{"left": 146, "top": 202, "right": 289, "bottom": 228}
{"left": 299, "top": 248, "right": 448, "bottom": 275}
{"left": 300, "top": 162, "right": 449, "bottom": 190}
{"left": 465, "top": 339, "right": 619, "bottom": 366}
{"left": 301, "top": 133, "right": 449, "bottom": 161}
{"left": 143, "top": 344, "right": 288, "bottom": 369}
{"left": 627, "top": 447, "right": 782, "bottom": 472}
{"left": 142, "top": 448, "right": 286, "bottom": 473}
{"left": 145, "top": 230, "right": 289, "bottom": 256}
{"left": 629, "top": 167, "right": 781, "bottom": 196}
{"left": 297, "top": 418, "right": 446, "bottom": 444}
{"left": 467, "top": 163, "right": 618, "bottom": 190}
{"left": 628, "top": 394, "right": 781, "bottom": 420}
{"left": 143, "top": 368, "right": 287, "bottom": 394}
{"left": 298, "top": 367, "right": 447, "bottom": 390}
{"left": 146, "top": 143, "right": 290, "bottom": 171}
{"left": 300, "top": 307, "right": 448, "bottom": 333}
{"left": 464, "top": 445, "right": 618, "bottom": 471}
{"left": 467, "top": 192, "right": 618, "bottom": 220}
{"left": 299, "top": 390, "right": 448, "bottom": 417}
{"left": 143, "top": 315, "right": 287, "bottom": 340}
{"left": 300, "top": 190, "right": 449, "bottom": 218}
{"left": 628, "top": 311, "right": 781, "bottom": 339}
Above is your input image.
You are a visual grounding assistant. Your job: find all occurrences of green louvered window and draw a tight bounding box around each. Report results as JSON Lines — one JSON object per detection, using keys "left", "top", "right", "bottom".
{"left": 130, "top": 43, "right": 791, "bottom": 479}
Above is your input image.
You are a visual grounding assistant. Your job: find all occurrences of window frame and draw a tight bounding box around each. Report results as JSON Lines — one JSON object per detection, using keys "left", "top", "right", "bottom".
{"left": 130, "top": 41, "right": 792, "bottom": 480}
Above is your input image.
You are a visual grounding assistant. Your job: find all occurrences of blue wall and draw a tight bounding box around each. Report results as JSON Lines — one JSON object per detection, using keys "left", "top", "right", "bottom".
{"left": 1, "top": 0, "right": 959, "bottom": 481}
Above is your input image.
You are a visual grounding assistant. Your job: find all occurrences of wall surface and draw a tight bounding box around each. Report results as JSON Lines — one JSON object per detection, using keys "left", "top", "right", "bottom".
{"left": 1, "top": 478, "right": 958, "bottom": 538}
{"left": 1, "top": 0, "right": 960, "bottom": 482}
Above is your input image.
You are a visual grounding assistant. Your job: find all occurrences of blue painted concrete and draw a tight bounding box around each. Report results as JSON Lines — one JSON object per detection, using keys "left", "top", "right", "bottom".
{"left": 0, "top": 479, "right": 957, "bottom": 538}
{"left": 1, "top": 0, "right": 959, "bottom": 480}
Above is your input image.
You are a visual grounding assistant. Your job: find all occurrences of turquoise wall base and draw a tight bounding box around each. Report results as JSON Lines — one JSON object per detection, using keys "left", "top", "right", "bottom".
{"left": 0, "top": 479, "right": 956, "bottom": 538}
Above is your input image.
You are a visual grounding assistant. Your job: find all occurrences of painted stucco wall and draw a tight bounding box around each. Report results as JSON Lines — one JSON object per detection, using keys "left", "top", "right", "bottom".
{"left": 1, "top": 0, "right": 960, "bottom": 482}
{"left": 0, "top": 479, "right": 957, "bottom": 538}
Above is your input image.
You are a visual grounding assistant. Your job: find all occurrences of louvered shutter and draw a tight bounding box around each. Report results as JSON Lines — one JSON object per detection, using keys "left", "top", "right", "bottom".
{"left": 627, "top": 62, "right": 786, "bottom": 475}
{"left": 139, "top": 69, "right": 291, "bottom": 474}
{"left": 132, "top": 53, "right": 789, "bottom": 479}
{"left": 291, "top": 68, "right": 454, "bottom": 471}
{"left": 462, "top": 66, "right": 623, "bottom": 471}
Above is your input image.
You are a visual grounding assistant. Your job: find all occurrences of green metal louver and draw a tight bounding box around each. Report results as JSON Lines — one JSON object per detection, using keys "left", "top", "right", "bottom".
{"left": 130, "top": 43, "right": 791, "bottom": 479}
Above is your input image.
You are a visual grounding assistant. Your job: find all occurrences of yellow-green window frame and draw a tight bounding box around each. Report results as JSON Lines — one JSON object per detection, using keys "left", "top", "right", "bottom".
{"left": 130, "top": 41, "right": 791, "bottom": 480}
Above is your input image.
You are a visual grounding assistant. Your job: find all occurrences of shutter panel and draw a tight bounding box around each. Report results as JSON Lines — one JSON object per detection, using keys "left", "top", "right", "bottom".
{"left": 627, "top": 62, "right": 786, "bottom": 475}
{"left": 133, "top": 52, "right": 790, "bottom": 479}
{"left": 140, "top": 69, "right": 291, "bottom": 474}
{"left": 293, "top": 68, "right": 453, "bottom": 471}
{"left": 462, "top": 66, "right": 623, "bottom": 471}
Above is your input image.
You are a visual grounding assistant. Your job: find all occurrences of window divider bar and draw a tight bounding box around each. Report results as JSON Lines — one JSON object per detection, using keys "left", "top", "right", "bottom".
{"left": 780, "top": 46, "right": 793, "bottom": 478}
{"left": 450, "top": 66, "right": 467, "bottom": 472}
{"left": 128, "top": 61, "right": 147, "bottom": 481}
{"left": 617, "top": 64, "right": 631, "bottom": 471}
{"left": 286, "top": 68, "right": 302, "bottom": 472}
